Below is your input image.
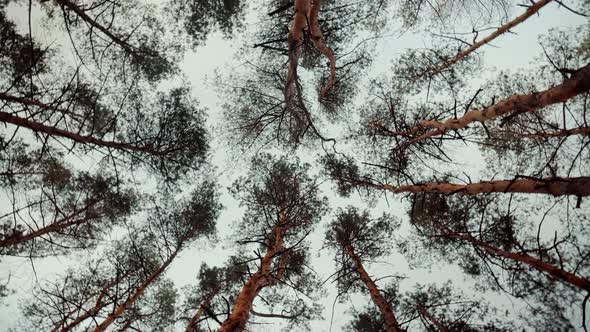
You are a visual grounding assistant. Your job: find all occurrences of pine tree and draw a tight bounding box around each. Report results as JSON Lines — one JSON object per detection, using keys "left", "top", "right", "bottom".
{"left": 325, "top": 207, "right": 402, "bottom": 331}
{"left": 217, "top": 154, "right": 327, "bottom": 332}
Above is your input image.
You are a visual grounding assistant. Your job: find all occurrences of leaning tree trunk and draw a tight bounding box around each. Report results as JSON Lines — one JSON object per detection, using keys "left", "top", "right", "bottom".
{"left": 343, "top": 243, "right": 402, "bottom": 332}
{"left": 186, "top": 287, "right": 221, "bottom": 332}
{"left": 0, "top": 92, "right": 80, "bottom": 117}
{"left": 405, "top": 62, "right": 590, "bottom": 145}
{"left": 52, "top": 272, "right": 131, "bottom": 332}
{"left": 415, "top": 0, "right": 552, "bottom": 81}
{"left": 0, "top": 110, "right": 158, "bottom": 155}
{"left": 416, "top": 303, "right": 449, "bottom": 332}
{"left": 92, "top": 250, "right": 179, "bottom": 332}
{"left": 218, "top": 216, "right": 289, "bottom": 332}
{"left": 355, "top": 177, "right": 590, "bottom": 197}
{"left": 446, "top": 230, "right": 590, "bottom": 292}
{"left": 0, "top": 201, "right": 102, "bottom": 248}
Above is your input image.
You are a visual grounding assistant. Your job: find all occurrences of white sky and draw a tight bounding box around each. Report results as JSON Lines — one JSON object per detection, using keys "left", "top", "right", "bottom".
{"left": 0, "top": 1, "right": 587, "bottom": 331}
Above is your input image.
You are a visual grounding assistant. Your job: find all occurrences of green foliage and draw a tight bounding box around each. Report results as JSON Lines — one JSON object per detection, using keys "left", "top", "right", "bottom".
{"left": 42, "top": 0, "right": 180, "bottom": 82}
{"left": 22, "top": 236, "right": 175, "bottom": 331}
{"left": 0, "top": 153, "right": 137, "bottom": 255}
{"left": 326, "top": 207, "right": 397, "bottom": 259}
{"left": 149, "top": 180, "right": 220, "bottom": 248}
{"left": 321, "top": 154, "right": 361, "bottom": 197}
{"left": 174, "top": 0, "right": 246, "bottom": 47}
{"left": 231, "top": 154, "right": 328, "bottom": 243}
{"left": 125, "top": 86, "right": 209, "bottom": 181}
{"left": 345, "top": 283, "right": 398, "bottom": 332}
{"left": 0, "top": 11, "right": 48, "bottom": 89}
{"left": 68, "top": 83, "right": 117, "bottom": 135}
{"left": 135, "top": 279, "right": 178, "bottom": 331}
{"left": 3, "top": 0, "right": 590, "bottom": 331}
{"left": 325, "top": 207, "right": 399, "bottom": 298}
{"left": 396, "top": 0, "right": 509, "bottom": 29}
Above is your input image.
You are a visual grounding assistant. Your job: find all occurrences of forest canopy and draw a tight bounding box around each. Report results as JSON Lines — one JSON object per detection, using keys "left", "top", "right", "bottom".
{"left": 0, "top": 0, "right": 589, "bottom": 331}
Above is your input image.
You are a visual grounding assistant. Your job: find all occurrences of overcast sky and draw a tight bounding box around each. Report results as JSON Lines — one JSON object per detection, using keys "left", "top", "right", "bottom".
{"left": 0, "top": 1, "right": 587, "bottom": 331}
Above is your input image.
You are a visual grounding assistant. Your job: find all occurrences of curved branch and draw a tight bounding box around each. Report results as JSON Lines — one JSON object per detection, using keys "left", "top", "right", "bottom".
{"left": 406, "top": 62, "right": 590, "bottom": 145}
{"left": 249, "top": 308, "right": 301, "bottom": 320}
{"left": 419, "top": 0, "right": 553, "bottom": 80}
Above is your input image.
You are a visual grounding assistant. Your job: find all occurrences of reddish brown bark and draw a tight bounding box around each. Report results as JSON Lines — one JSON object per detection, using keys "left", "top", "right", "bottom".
{"left": 309, "top": 0, "right": 336, "bottom": 100}
{"left": 446, "top": 230, "right": 590, "bottom": 292}
{"left": 417, "top": 0, "right": 552, "bottom": 80}
{"left": 1, "top": 92, "right": 63, "bottom": 112}
{"left": 285, "top": 0, "right": 336, "bottom": 103}
{"left": 416, "top": 303, "right": 449, "bottom": 332}
{"left": 218, "top": 212, "right": 290, "bottom": 332}
{"left": 52, "top": 272, "right": 131, "bottom": 332}
{"left": 0, "top": 92, "right": 90, "bottom": 124}
{"left": 186, "top": 287, "right": 221, "bottom": 332}
{"left": 92, "top": 250, "right": 179, "bottom": 332}
{"left": 0, "top": 202, "right": 102, "bottom": 248}
{"left": 0, "top": 110, "right": 158, "bottom": 155}
{"left": 285, "top": 0, "right": 309, "bottom": 106}
{"left": 356, "top": 177, "right": 590, "bottom": 197}
{"left": 343, "top": 242, "right": 401, "bottom": 332}
{"left": 405, "top": 62, "right": 590, "bottom": 145}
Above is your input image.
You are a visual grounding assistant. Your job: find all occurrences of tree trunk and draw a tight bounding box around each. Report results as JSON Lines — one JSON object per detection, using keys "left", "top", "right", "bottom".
{"left": 446, "top": 230, "right": 590, "bottom": 292}
{"left": 53, "top": 0, "right": 134, "bottom": 53}
{"left": 309, "top": 0, "right": 336, "bottom": 100}
{"left": 343, "top": 243, "right": 402, "bottom": 332}
{"left": 218, "top": 220, "right": 286, "bottom": 332}
{"left": 0, "top": 92, "right": 69, "bottom": 113}
{"left": 356, "top": 177, "right": 590, "bottom": 196}
{"left": 0, "top": 201, "right": 102, "bottom": 248}
{"left": 52, "top": 272, "right": 131, "bottom": 332}
{"left": 416, "top": 303, "right": 449, "bottom": 332}
{"left": 407, "top": 62, "right": 590, "bottom": 144}
{"left": 418, "top": 0, "right": 552, "bottom": 80}
{"left": 0, "top": 110, "right": 157, "bottom": 155}
{"left": 92, "top": 250, "right": 179, "bottom": 332}
{"left": 186, "top": 287, "right": 220, "bottom": 332}
{"left": 285, "top": 0, "right": 309, "bottom": 105}
{"left": 521, "top": 127, "right": 590, "bottom": 138}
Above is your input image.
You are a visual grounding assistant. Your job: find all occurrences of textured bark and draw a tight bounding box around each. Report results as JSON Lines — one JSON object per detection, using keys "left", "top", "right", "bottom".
{"left": 52, "top": 272, "right": 130, "bottom": 332}
{"left": 343, "top": 243, "right": 401, "bottom": 332}
{"left": 285, "top": 0, "right": 336, "bottom": 103}
{"left": 406, "top": 62, "right": 590, "bottom": 144}
{"left": 92, "top": 250, "right": 179, "bottom": 332}
{"left": 447, "top": 230, "right": 590, "bottom": 292}
{"left": 419, "top": 0, "right": 552, "bottom": 79}
{"left": 416, "top": 303, "right": 449, "bottom": 332}
{"left": 0, "top": 202, "right": 101, "bottom": 248}
{"left": 1, "top": 92, "right": 65, "bottom": 112}
{"left": 285, "top": 0, "right": 309, "bottom": 106}
{"left": 218, "top": 213, "right": 289, "bottom": 332}
{"left": 0, "top": 92, "right": 91, "bottom": 124}
{"left": 186, "top": 287, "right": 221, "bottom": 332}
{"left": 0, "top": 110, "right": 158, "bottom": 155}
{"left": 356, "top": 177, "right": 590, "bottom": 197}
{"left": 520, "top": 127, "right": 590, "bottom": 138}
{"left": 309, "top": 0, "right": 336, "bottom": 100}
